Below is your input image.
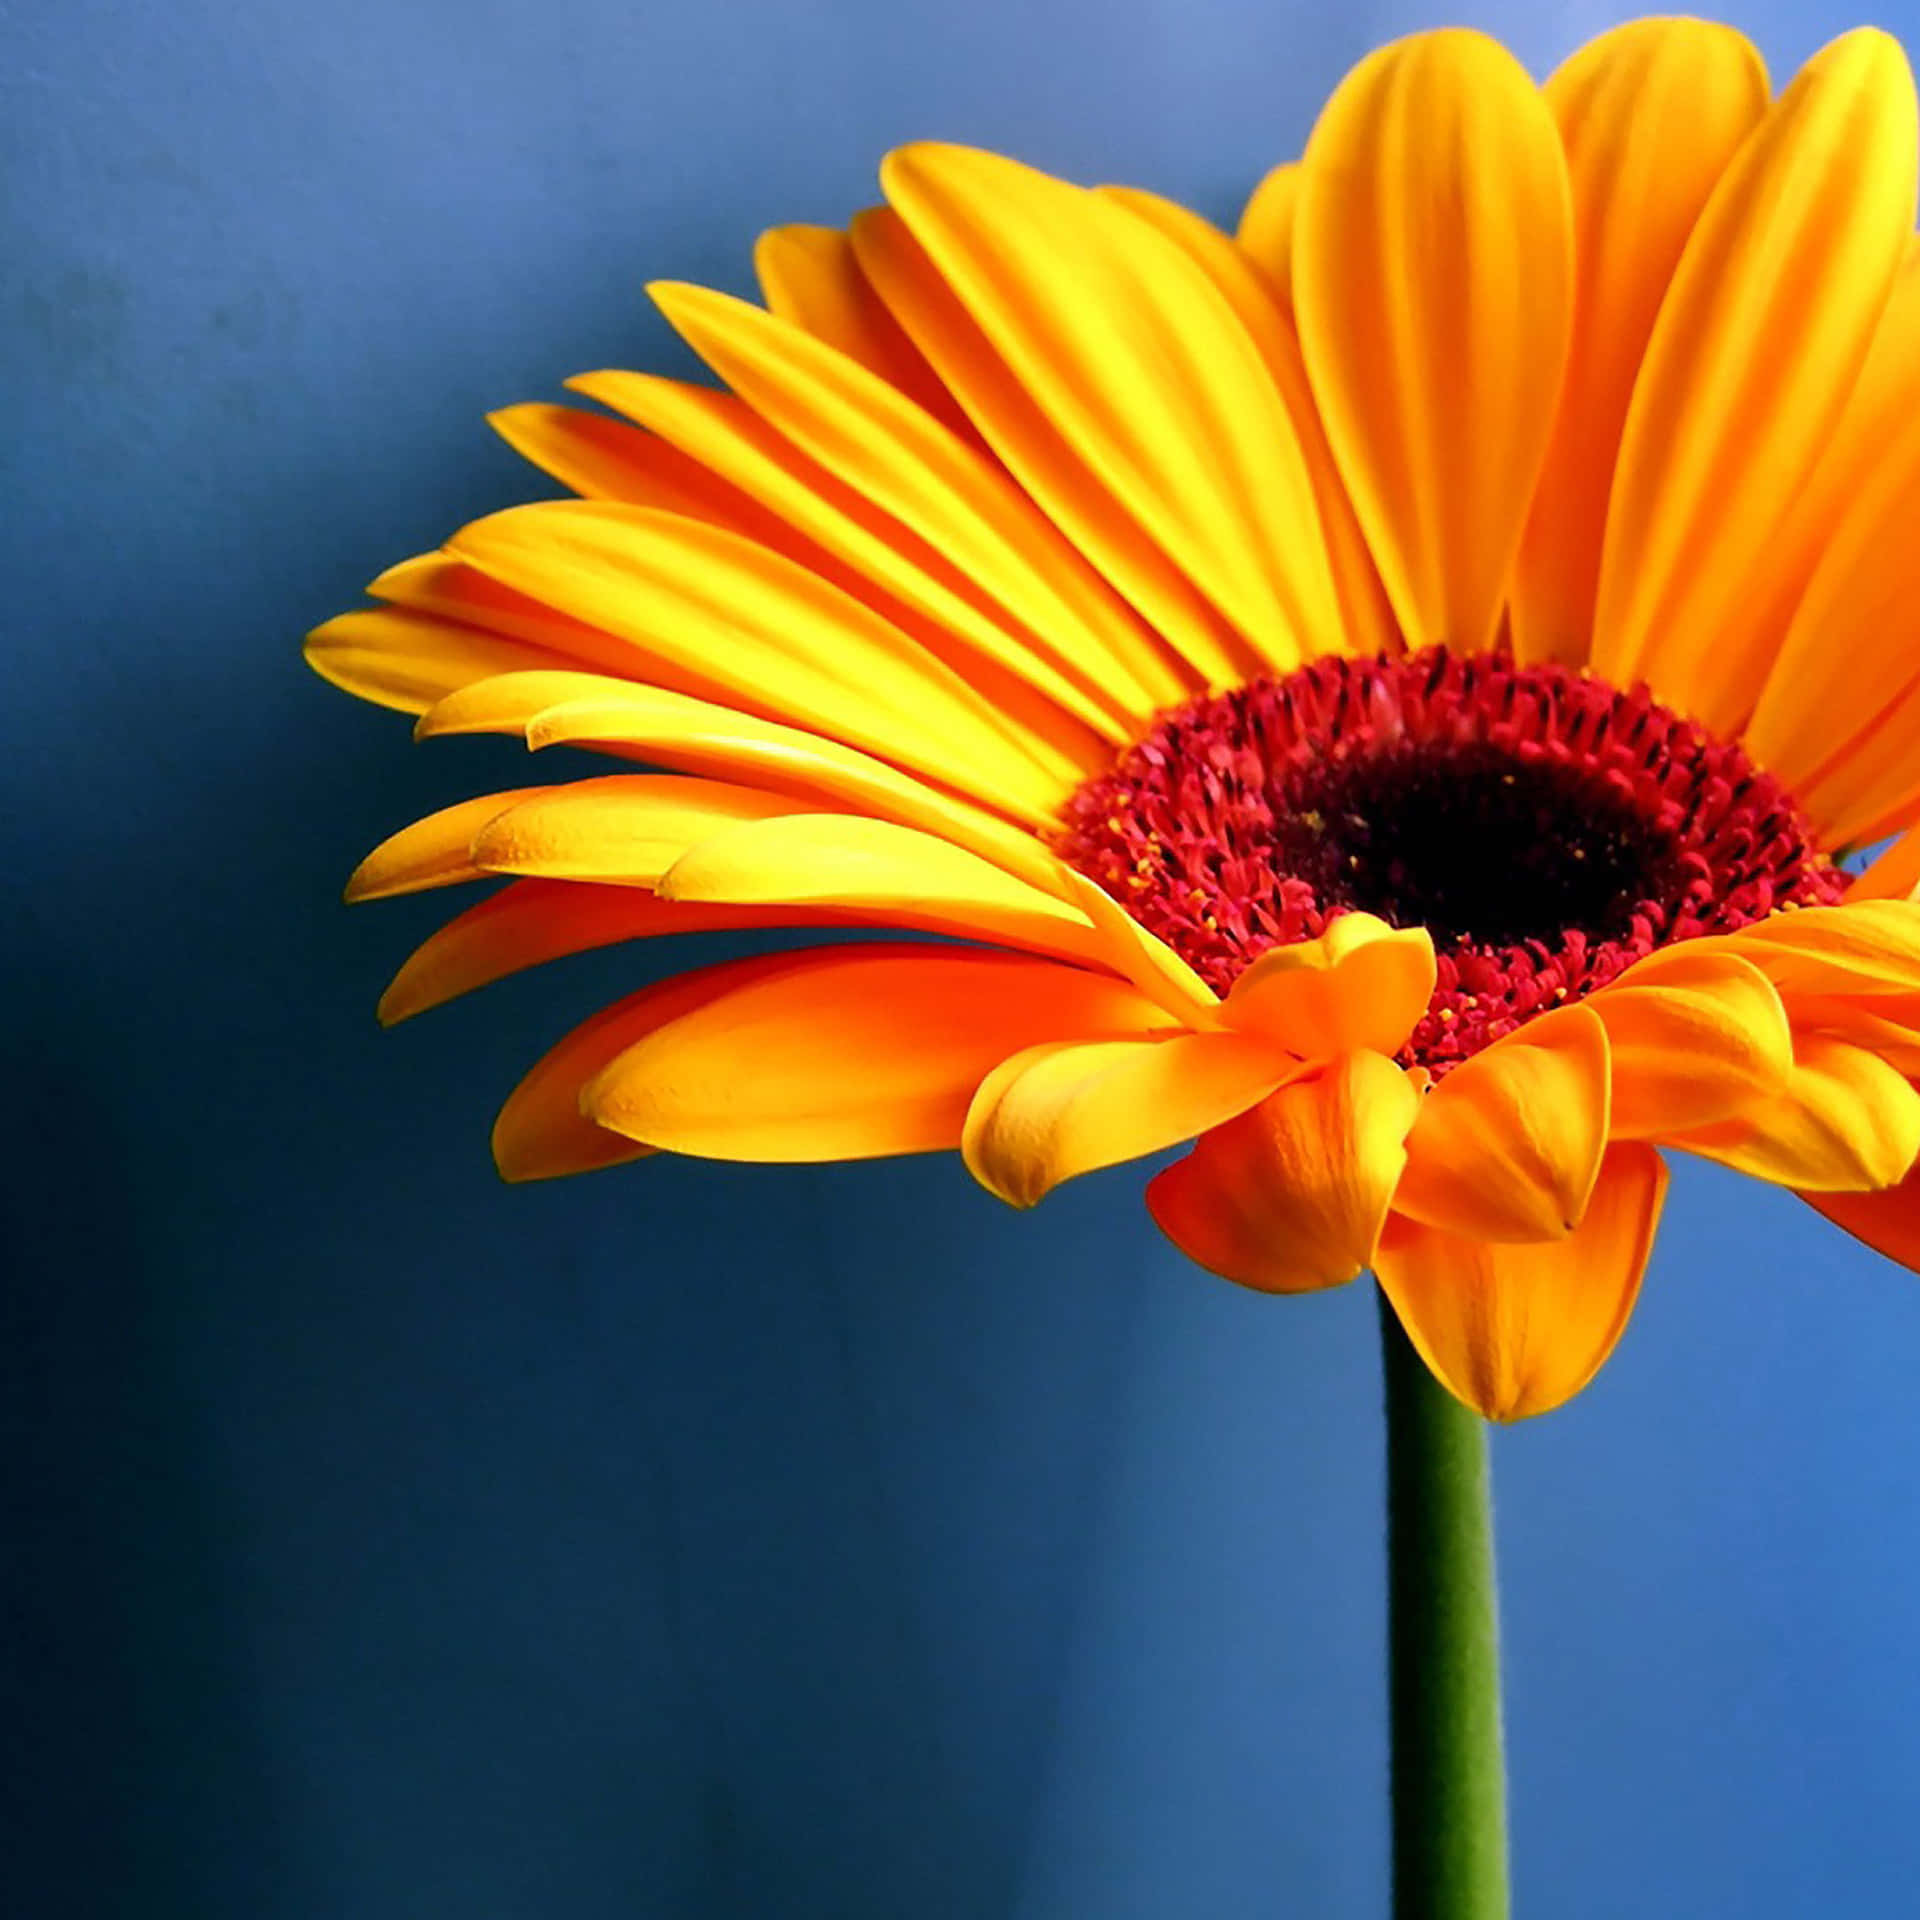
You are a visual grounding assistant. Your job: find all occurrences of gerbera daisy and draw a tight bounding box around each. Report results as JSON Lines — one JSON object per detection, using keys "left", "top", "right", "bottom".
{"left": 312, "top": 19, "right": 1920, "bottom": 1421}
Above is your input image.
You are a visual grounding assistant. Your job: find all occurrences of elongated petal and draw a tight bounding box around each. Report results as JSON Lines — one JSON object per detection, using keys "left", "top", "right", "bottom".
{"left": 1222, "top": 913, "right": 1435, "bottom": 1057}
{"left": 380, "top": 881, "right": 840, "bottom": 1025}
{"left": 656, "top": 813, "right": 1115, "bottom": 968}
{"left": 1098, "top": 185, "right": 1398, "bottom": 657}
{"left": 1592, "top": 29, "right": 1919, "bottom": 730}
{"left": 1723, "top": 244, "right": 1920, "bottom": 694}
{"left": 576, "top": 358, "right": 1122, "bottom": 756}
{"left": 850, "top": 203, "right": 1259, "bottom": 691}
{"left": 1803, "top": 1164, "right": 1920, "bottom": 1271}
{"left": 648, "top": 282, "right": 1177, "bottom": 726}
{"left": 346, "top": 789, "right": 557, "bottom": 901}
{"left": 1513, "top": 20, "right": 1769, "bottom": 666}
{"left": 582, "top": 944, "right": 1179, "bottom": 1161}
{"left": 469, "top": 775, "right": 804, "bottom": 886}
{"left": 447, "top": 500, "right": 1075, "bottom": 821}
{"left": 1235, "top": 160, "right": 1299, "bottom": 307}
{"left": 882, "top": 142, "right": 1344, "bottom": 679}
{"left": 1590, "top": 946, "right": 1793, "bottom": 1136}
{"left": 1712, "top": 900, "right": 1920, "bottom": 997}
{"left": 1392, "top": 1003, "right": 1610, "bottom": 1241}
{"left": 1375, "top": 1143, "right": 1667, "bottom": 1420}
{"left": 1850, "top": 832, "right": 1920, "bottom": 902}
{"left": 489, "top": 402, "right": 772, "bottom": 520}
{"left": 306, "top": 607, "right": 571, "bottom": 718}
{"left": 1673, "top": 1035, "right": 1920, "bottom": 1191}
{"left": 963, "top": 1030, "right": 1300, "bottom": 1207}
{"left": 753, "top": 221, "right": 979, "bottom": 438}
{"left": 420, "top": 670, "right": 1064, "bottom": 891}
{"left": 1294, "top": 29, "right": 1574, "bottom": 655}
{"left": 1147, "top": 1051, "right": 1421, "bottom": 1292}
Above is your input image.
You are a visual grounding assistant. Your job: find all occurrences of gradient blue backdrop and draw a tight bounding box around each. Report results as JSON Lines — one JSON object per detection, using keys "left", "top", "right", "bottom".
{"left": 10, "top": 1, "right": 1920, "bottom": 1913}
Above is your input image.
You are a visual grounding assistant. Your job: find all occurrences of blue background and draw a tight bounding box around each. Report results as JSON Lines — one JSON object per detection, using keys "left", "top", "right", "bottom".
{"left": 10, "top": 1, "right": 1920, "bottom": 1913}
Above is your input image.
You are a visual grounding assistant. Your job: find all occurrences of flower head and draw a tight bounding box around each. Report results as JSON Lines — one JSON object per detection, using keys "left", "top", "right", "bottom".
{"left": 313, "top": 20, "right": 1920, "bottom": 1418}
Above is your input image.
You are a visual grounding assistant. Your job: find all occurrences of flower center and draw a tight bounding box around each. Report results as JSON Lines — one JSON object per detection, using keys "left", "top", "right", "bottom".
{"left": 1056, "top": 647, "right": 1845, "bottom": 1069}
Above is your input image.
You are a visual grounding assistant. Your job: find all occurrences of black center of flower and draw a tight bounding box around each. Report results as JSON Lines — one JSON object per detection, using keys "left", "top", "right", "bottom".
{"left": 1055, "top": 646, "right": 1845, "bottom": 1069}
{"left": 1273, "top": 741, "right": 1685, "bottom": 949}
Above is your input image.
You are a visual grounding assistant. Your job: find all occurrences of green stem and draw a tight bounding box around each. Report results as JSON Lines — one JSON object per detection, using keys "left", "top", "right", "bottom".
{"left": 1378, "top": 1287, "right": 1510, "bottom": 1920}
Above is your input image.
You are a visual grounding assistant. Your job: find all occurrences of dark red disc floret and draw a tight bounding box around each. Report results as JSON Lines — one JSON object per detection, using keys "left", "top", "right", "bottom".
{"left": 1056, "top": 647, "right": 1845, "bottom": 1070}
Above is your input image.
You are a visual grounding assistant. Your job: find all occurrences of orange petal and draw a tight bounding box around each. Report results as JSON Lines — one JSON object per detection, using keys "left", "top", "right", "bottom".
{"left": 1591, "top": 29, "right": 1919, "bottom": 731}
{"left": 1294, "top": 28, "right": 1574, "bottom": 654}
{"left": 1671, "top": 1033, "right": 1920, "bottom": 1191}
{"left": 646, "top": 282, "right": 1169, "bottom": 731}
{"left": 1803, "top": 1163, "right": 1920, "bottom": 1271}
{"left": 1726, "top": 244, "right": 1920, "bottom": 707}
{"left": 655, "top": 812, "right": 1117, "bottom": 970}
{"left": 581, "top": 943, "right": 1179, "bottom": 1161}
{"left": 753, "top": 220, "right": 980, "bottom": 440}
{"left": 468, "top": 775, "right": 805, "bottom": 886}
{"left": 1392, "top": 1003, "right": 1610, "bottom": 1241}
{"left": 882, "top": 142, "right": 1345, "bottom": 678}
{"left": 379, "top": 880, "right": 840, "bottom": 1026}
{"left": 1235, "top": 159, "right": 1299, "bottom": 309}
{"left": 1711, "top": 900, "right": 1920, "bottom": 997}
{"left": 446, "top": 499, "right": 1076, "bottom": 822}
{"left": 850, "top": 200, "right": 1265, "bottom": 692}
{"left": 1098, "top": 184, "right": 1398, "bottom": 658}
{"left": 1222, "top": 912, "right": 1435, "bottom": 1058}
{"left": 421, "top": 670, "right": 1064, "bottom": 892}
{"left": 1512, "top": 19, "right": 1769, "bottom": 667}
{"left": 305, "top": 606, "right": 574, "bottom": 719}
{"left": 1374, "top": 1142, "right": 1667, "bottom": 1420}
{"left": 1849, "top": 832, "right": 1920, "bottom": 902}
{"left": 346, "top": 789, "right": 557, "bottom": 901}
{"left": 1147, "top": 1050, "right": 1422, "bottom": 1293}
{"left": 962, "top": 1030, "right": 1300, "bottom": 1207}
{"left": 1589, "top": 945, "right": 1793, "bottom": 1137}
{"left": 488, "top": 402, "right": 773, "bottom": 520}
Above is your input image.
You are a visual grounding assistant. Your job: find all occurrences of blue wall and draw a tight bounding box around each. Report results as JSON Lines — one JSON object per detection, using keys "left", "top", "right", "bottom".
{"left": 9, "top": 1, "right": 1920, "bottom": 1913}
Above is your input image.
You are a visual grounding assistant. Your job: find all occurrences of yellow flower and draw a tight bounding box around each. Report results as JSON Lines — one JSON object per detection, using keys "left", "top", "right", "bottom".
{"left": 312, "top": 20, "right": 1920, "bottom": 1420}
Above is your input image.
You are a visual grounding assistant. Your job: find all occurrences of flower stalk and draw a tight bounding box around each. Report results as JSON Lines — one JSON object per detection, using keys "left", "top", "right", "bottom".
{"left": 1379, "top": 1288, "right": 1510, "bottom": 1919}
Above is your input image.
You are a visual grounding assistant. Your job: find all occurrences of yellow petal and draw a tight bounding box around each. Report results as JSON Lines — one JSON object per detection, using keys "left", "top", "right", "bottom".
{"left": 419, "top": 670, "right": 1064, "bottom": 892}
{"left": 469, "top": 775, "right": 805, "bottom": 886}
{"left": 853, "top": 201, "right": 1264, "bottom": 692}
{"left": 753, "top": 221, "right": 980, "bottom": 440}
{"left": 1294, "top": 28, "right": 1574, "bottom": 654}
{"left": 446, "top": 499, "right": 1076, "bottom": 823}
{"left": 582, "top": 943, "right": 1180, "bottom": 1161}
{"left": 1221, "top": 912, "right": 1435, "bottom": 1057}
{"left": 1392, "top": 1003, "right": 1610, "bottom": 1241}
{"left": 576, "top": 357, "right": 1123, "bottom": 759}
{"left": 1723, "top": 243, "right": 1920, "bottom": 700}
{"left": 1672, "top": 1034, "right": 1920, "bottom": 1191}
{"left": 1147, "top": 1051, "right": 1422, "bottom": 1292}
{"left": 379, "top": 880, "right": 841, "bottom": 1026}
{"left": 346, "top": 789, "right": 557, "bottom": 901}
{"left": 305, "top": 606, "right": 572, "bottom": 718}
{"left": 656, "top": 812, "right": 1117, "bottom": 970}
{"left": 1711, "top": 899, "right": 1920, "bottom": 997}
{"left": 649, "top": 281, "right": 1182, "bottom": 727}
{"left": 1374, "top": 1142, "right": 1667, "bottom": 1420}
{"left": 1591, "top": 29, "right": 1919, "bottom": 731}
{"left": 1802, "top": 1164, "right": 1920, "bottom": 1271}
{"left": 1051, "top": 869, "right": 1225, "bottom": 1026}
{"left": 1097, "top": 185, "right": 1399, "bottom": 658}
{"left": 962, "top": 1030, "right": 1300, "bottom": 1207}
{"left": 882, "top": 143, "right": 1345, "bottom": 678}
{"left": 1235, "top": 160, "right": 1299, "bottom": 309}
{"left": 488, "top": 402, "right": 772, "bottom": 519}
{"left": 1589, "top": 946, "right": 1793, "bottom": 1136}
{"left": 1512, "top": 20, "right": 1769, "bottom": 667}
